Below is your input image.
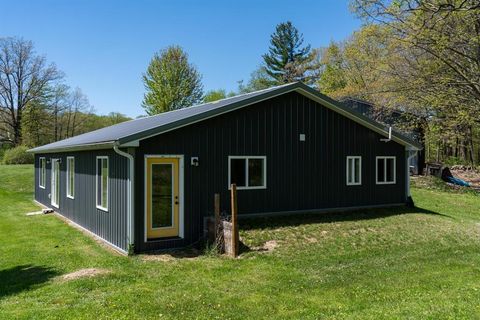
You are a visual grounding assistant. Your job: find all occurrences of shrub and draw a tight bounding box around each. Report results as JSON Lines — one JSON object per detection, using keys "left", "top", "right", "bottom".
{"left": 2, "top": 146, "right": 34, "bottom": 165}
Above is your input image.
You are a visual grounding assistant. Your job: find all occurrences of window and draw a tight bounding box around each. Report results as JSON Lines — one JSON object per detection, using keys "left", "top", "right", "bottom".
{"left": 346, "top": 156, "right": 361, "bottom": 185}
{"left": 66, "top": 157, "right": 75, "bottom": 199}
{"left": 376, "top": 156, "right": 396, "bottom": 184}
{"left": 39, "top": 157, "right": 46, "bottom": 188}
{"left": 96, "top": 156, "right": 109, "bottom": 211}
{"left": 228, "top": 156, "right": 266, "bottom": 190}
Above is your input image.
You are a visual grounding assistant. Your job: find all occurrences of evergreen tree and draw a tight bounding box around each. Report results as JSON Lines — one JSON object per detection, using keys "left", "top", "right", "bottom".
{"left": 142, "top": 46, "right": 203, "bottom": 115}
{"left": 262, "top": 21, "right": 315, "bottom": 84}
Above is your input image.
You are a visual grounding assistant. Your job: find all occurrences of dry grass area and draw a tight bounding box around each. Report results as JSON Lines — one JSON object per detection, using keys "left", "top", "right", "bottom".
{"left": 61, "top": 268, "right": 111, "bottom": 281}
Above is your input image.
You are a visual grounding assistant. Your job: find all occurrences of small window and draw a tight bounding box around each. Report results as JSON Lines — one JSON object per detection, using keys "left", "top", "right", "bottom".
{"left": 96, "top": 156, "right": 109, "bottom": 211}
{"left": 39, "top": 157, "right": 46, "bottom": 188}
{"left": 376, "top": 156, "right": 396, "bottom": 184}
{"left": 228, "top": 156, "right": 266, "bottom": 190}
{"left": 346, "top": 156, "right": 361, "bottom": 185}
{"left": 66, "top": 157, "right": 75, "bottom": 199}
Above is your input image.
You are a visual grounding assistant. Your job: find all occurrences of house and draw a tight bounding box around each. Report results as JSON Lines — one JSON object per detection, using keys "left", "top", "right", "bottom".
{"left": 29, "top": 82, "right": 422, "bottom": 254}
{"left": 341, "top": 98, "right": 425, "bottom": 175}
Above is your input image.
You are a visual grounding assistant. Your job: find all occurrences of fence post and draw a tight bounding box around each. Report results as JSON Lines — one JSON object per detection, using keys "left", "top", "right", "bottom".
{"left": 214, "top": 193, "right": 220, "bottom": 241}
{"left": 230, "top": 184, "right": 238, "bottom": 257}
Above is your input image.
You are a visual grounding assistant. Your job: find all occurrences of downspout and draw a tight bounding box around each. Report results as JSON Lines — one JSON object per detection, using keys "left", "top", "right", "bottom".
{"left": 406, "top": 148, "right": 418, "bottom": 207}
{"left": 113, "top": 144, "right": 135, "bottom": 254}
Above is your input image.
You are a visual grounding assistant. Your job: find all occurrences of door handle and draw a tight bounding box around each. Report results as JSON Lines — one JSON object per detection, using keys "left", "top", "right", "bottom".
{"left": 175, "top": 201, "right": 179, "bottom": 205}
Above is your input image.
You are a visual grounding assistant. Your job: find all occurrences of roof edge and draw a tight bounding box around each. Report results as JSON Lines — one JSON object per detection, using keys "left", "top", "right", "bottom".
{"left": 28, "top": 141, "right": 116, "bottom": 154}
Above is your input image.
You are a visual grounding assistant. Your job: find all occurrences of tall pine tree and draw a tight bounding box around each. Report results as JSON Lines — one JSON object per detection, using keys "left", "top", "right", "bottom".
{"left": 262, "top": 21, "right": 315, "bottom": 84}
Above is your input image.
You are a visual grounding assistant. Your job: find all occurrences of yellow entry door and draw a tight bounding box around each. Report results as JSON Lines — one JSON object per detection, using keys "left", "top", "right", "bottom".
{"left": 146, "top": 157, "right": 180, "bottom": 239}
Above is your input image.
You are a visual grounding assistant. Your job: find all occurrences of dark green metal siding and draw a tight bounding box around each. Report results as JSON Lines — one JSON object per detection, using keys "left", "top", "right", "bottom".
{"left": 134, "top": 92, "right": 407, "bottom": 251}
{"left": 34, "top": 150, "right": 129, "bottom": 252}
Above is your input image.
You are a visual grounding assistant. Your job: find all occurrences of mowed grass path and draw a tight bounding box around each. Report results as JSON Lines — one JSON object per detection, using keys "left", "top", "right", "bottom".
{"left": 1, "top": 165, "right": 480, "bottom": 319}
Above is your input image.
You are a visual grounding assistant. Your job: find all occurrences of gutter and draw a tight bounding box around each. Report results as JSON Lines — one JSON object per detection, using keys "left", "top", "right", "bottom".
{"left": 406, "top": 148, "right": 418, "bottom": 206}
{"left": 113, "top": 144, "right": 135, "bottom": 254}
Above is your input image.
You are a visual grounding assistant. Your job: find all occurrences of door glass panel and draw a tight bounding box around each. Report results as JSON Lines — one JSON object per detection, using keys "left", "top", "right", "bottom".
{"left": 151, "top": 164, "right": 173, "bottom": 228}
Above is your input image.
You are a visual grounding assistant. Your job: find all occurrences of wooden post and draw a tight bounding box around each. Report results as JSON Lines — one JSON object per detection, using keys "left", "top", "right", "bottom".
{"left": 214, "top": 193, "right": 220, "bottom": 240}
{"left": 230, "top": 184, "right": 238, "bottom": 257}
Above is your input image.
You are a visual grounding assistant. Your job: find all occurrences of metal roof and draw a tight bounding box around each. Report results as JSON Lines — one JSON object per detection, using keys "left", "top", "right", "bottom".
{"left": 29, "top": 82, "right": 422, "bottom": 153}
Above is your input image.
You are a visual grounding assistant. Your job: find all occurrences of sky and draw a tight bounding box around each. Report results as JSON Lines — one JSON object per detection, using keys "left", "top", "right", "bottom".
{"left": 2, "top": 0, "right": 361, "bottom": 118}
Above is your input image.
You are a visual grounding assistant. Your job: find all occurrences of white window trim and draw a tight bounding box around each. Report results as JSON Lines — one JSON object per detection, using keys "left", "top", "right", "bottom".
{"left": 39, "top": 157, "right": 46, "bottom": 189}
{"left": 96, "top": 156, "right": 109, "bottom": 211}
{"left": 228, "top": 156, "right": 267, "bottom": 190}
{"left": 51, "top": 158, "right": 60, "bottom": 208}
{"left": 376, "top": 156, "right": 396, "bottom": 185}
{"left": 66, "top": 156, "right": 75, "bottom": 199}
{"left": 346, "top": 156, "right": 362, "bottom": 186}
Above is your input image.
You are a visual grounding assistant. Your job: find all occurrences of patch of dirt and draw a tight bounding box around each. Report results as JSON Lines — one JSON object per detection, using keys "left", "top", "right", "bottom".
{"left": 140, "top": 248, "right": 200, "bottom": 262}
{"left": 61, "top": 268, "right": 110, "bottom": 281}
{"left": 305, "top": 237, "right": 318, "bottom": 243}
{"left": 248, "top": 240, "right": 280, "bottom": 253}
{"left": 26, "top": 211, "right": 44, "bottom": 216}
{"left": 263, "top": 240, "right": 278, "bottom": 251}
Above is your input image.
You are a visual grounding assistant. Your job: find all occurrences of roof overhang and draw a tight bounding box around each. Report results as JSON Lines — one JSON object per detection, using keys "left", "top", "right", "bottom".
{"left": 28, "top": 141, "right": 116, "bottom": 154}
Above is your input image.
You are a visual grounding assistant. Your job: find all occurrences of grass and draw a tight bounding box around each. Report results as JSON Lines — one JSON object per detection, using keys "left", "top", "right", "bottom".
{"left": 1, "top": 165, "right": 480, "bottom": 319}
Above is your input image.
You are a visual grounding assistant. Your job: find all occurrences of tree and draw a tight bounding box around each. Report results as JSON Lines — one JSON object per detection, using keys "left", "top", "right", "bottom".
{"left": 0, "top": 37, "right": 62, "bottom": 146}
{"left": 262, "top": 21, "right": 317, "bottom": 84}
{"left": 349, "top": 0, "right": 480, "bottom": 164}
{"left": 203, "top": 89, "right": 235, "bottom": 103}
{"left": 142, "top": 46, "right": 203, "bottom": 115}
{"left": 238, "top": 66, "right": 278, "bottom": 93}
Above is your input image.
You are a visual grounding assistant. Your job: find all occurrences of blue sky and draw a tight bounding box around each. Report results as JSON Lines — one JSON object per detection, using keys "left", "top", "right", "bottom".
{"left": 2, "top": 0, "right": 361, "bottom": 118}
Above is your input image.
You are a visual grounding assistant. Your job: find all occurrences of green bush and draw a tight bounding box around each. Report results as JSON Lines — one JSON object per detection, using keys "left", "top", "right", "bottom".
{"left": 2, "top": 146, "right": 34, "bottom": 165}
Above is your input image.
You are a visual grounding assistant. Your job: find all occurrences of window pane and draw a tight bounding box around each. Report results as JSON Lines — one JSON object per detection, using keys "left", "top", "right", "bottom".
{"left": 248, "top": 159, "right": 264, "bottom": 187}
{"left": 230, "top": 159, "right": 246, "bottom": 187}
{"left": 151, "top": 164, "right": 173, "bottom": 228}
{"left": 102, "top": 159, "right": 108, "bottom": 208}
{"left": 40, "top": 159, "right": 46, "bottom": 187}
{"left": 68, "top": 159, "right": 74, "bottom": 197}
{"left": 354, "top": 158, "right": 360, "bottom": 183}
{"left": 97, "top": 159, "right": 102, "bottom": 206}
{"left": 386, "top": 158, "right": 394, "bottom": 182}
{"left": 55, "top": 161, "right": 60, "bottom": 204}
{"left": 347, "top": 158, "right": 353, "bottom": 183}
{"left": 377, "top": 158, "right": 385, "bottom": 182}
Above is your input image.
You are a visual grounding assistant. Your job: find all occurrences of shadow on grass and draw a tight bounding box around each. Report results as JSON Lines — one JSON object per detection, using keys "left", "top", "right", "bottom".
{"left": 0, "top": 265, "right": 59, "bottom": 299}
{"left": 240, "top": 205, "right": 446, "bottom": 231}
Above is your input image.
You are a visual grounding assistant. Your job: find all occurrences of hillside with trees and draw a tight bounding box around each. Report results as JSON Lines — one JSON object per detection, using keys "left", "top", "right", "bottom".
{"left": 0, "top": 37, "right": 131, "bottom": 159}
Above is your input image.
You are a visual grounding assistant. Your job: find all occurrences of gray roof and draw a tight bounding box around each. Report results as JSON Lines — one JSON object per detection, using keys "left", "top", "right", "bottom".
{"left": 29, "top": 82, "right": 421, "bottom": 153}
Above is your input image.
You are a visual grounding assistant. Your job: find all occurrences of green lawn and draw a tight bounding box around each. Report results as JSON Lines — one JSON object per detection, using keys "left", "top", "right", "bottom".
{"left": 1, "top": 165, "right": 480, "bottom": 319}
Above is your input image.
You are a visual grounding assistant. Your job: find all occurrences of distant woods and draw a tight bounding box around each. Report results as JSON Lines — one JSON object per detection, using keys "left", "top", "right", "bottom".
{"left": 0, "top": 37, "right": 131, "bottom": 149}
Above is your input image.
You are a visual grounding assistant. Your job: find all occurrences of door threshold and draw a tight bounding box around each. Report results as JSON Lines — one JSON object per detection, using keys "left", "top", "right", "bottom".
{"left": 146, "top": 236, "right": 183, "bottom": 243}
